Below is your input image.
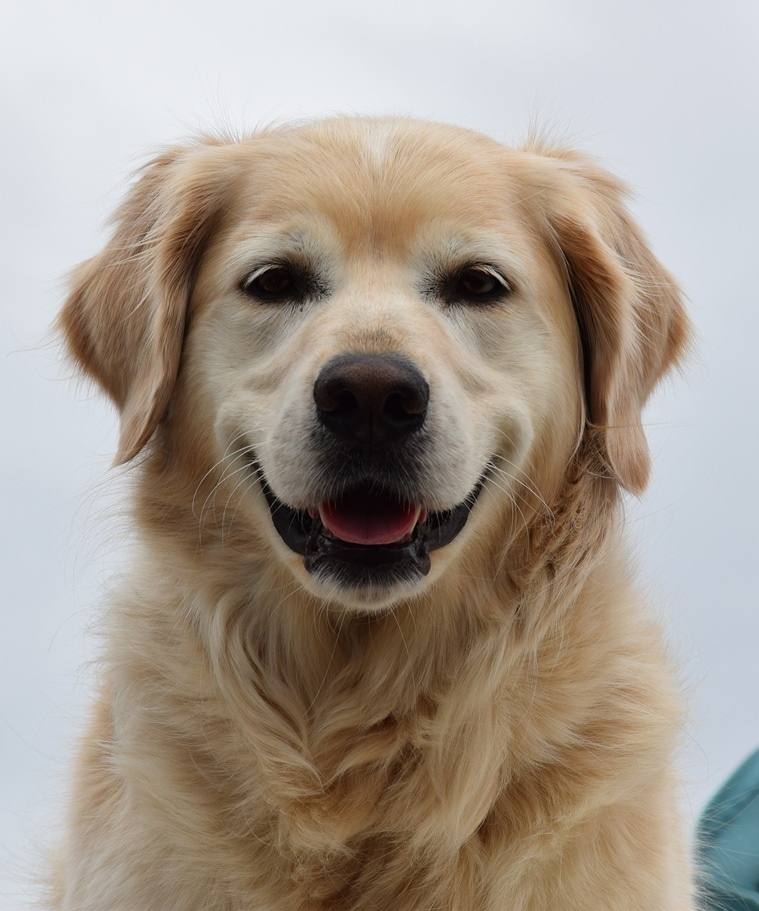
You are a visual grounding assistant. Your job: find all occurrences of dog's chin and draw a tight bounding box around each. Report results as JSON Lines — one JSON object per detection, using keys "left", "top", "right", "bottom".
{"left": 255, "top": 467, "right": 484, "bottom": 611}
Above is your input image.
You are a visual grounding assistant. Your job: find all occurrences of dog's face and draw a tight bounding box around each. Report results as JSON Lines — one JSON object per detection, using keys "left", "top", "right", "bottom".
{"left": 60, "top": 119, "right": 688, "bottom": 611}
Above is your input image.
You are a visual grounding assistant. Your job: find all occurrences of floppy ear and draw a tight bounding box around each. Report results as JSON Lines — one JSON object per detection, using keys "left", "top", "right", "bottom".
{"left": 59, "top": 141, "right": 228, "bottom": 465}
{"left": 524, "top": 149, "right": 690, "bottom": 495}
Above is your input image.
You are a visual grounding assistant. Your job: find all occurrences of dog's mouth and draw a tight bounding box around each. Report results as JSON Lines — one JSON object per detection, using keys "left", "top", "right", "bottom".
{"left": 256, "top": 468, "right": 483, "bottom": 591}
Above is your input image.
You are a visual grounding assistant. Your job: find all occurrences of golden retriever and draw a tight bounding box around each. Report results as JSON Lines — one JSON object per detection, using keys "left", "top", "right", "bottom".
{"left": 53, "top": 117, "right": 695, "bottom": 909}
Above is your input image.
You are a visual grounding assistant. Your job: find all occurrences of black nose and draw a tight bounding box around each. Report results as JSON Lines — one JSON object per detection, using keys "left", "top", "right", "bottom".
{"left": 313, "top": 353, "right": 429, "bottom": 445}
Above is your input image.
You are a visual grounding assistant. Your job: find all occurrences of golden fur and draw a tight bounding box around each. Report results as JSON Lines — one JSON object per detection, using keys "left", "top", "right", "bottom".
{"left": 53, "top": 117, "right": 695, "bottom": 909}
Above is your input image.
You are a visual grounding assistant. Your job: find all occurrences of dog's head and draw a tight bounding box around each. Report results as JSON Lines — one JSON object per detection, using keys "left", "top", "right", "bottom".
{"left": 60, "top": 118, "right": 688, "bottom": 610}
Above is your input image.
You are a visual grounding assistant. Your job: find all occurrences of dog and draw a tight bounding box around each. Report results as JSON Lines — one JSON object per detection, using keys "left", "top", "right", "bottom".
{"left": 52, "top": 117, "right": 695, "bottom": 909}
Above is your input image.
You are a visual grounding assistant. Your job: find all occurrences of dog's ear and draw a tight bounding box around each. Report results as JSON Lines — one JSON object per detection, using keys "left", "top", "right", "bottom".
{"left": 59, "top": 141, "right": 229, "bottom": 465}
{"left": 523, "top": 148, "right": 691, "bottom": 495}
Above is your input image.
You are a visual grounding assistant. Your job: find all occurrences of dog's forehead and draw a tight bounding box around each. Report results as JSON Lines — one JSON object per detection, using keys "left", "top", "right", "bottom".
{"left": 225, "top": 120, "right": 534, "bottom": 256}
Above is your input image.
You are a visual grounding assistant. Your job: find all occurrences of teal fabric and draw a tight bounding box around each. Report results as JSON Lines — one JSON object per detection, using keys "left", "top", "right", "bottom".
{"left": 697, "top": 749, "right": 759, "bottom": 910}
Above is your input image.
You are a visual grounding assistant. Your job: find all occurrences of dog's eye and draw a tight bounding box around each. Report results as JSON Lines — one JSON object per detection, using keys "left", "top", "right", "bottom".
{"left": 241, "top": 265, "right": 300, "bottom": 302}
{"left": 459, "top": 269, "right": 498, "bottom": 296}
{"left": 451, "top": 266, "right": 511, "bottom": 303}
{"left": 440, "top": 265, "right": 512, "bottom": 305}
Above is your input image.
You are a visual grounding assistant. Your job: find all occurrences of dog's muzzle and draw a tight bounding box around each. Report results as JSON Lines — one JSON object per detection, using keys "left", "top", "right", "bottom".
{"left": 256, "top": 353, "right": 483, "bottom": 592}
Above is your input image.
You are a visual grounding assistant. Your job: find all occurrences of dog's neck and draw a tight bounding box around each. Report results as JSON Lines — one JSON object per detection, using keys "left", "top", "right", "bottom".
{"left": 107, "top": 444, "right": 639, "bottom": 876}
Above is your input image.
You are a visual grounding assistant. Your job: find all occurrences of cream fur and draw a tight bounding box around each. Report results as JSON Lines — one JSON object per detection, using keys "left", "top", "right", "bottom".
{"left": 53, "top": 117, "right": 695, "bottom": 909}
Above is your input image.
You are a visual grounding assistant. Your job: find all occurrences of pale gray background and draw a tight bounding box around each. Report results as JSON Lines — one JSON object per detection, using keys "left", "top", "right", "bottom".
{"left": 2, "top": 0, "right": 757, "bottom": 905}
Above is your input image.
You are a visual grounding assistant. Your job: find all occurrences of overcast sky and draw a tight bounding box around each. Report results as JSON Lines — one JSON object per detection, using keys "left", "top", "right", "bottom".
{"left": 2, "top": 0, "right": 758, "bottom": 905}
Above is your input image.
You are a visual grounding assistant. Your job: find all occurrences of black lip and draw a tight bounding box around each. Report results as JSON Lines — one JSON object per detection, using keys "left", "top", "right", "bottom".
{"left": 256, "top": 467, "right": 484, "bottom": 588}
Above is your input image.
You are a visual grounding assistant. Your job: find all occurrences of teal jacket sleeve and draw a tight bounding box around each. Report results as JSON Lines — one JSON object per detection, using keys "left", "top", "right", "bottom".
{"left": 697, "top": 748, "right": 759, "bottom": 910}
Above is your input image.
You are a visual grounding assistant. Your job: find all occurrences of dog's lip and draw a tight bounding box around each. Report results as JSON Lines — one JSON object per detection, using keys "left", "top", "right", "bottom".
{"left": 253, "top": 462, "right": 484, "bottom": 561}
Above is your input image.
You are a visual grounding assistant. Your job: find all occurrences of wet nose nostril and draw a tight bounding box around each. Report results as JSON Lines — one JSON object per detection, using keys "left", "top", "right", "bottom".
{"left": 384, "top": 390, "right": 423, "bottom": 423}
{"left": 314, "top": 354, "right": 429, "bottom": 445}
{"left": 338, "top": 390, "right": 360, "bottom": 418}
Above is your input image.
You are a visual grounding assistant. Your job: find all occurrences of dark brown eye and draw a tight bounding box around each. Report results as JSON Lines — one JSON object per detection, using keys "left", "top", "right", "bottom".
{"left": 241, "top": 265, "right": 299, "bottom": 302}
{"left": 451, "top": 265, "right": 511, "bottom": 303}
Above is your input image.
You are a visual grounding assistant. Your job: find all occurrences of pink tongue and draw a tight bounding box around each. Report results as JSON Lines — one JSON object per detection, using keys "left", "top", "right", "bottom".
{"left": 319, "top": 493, "right": 425, "bottom": 546}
